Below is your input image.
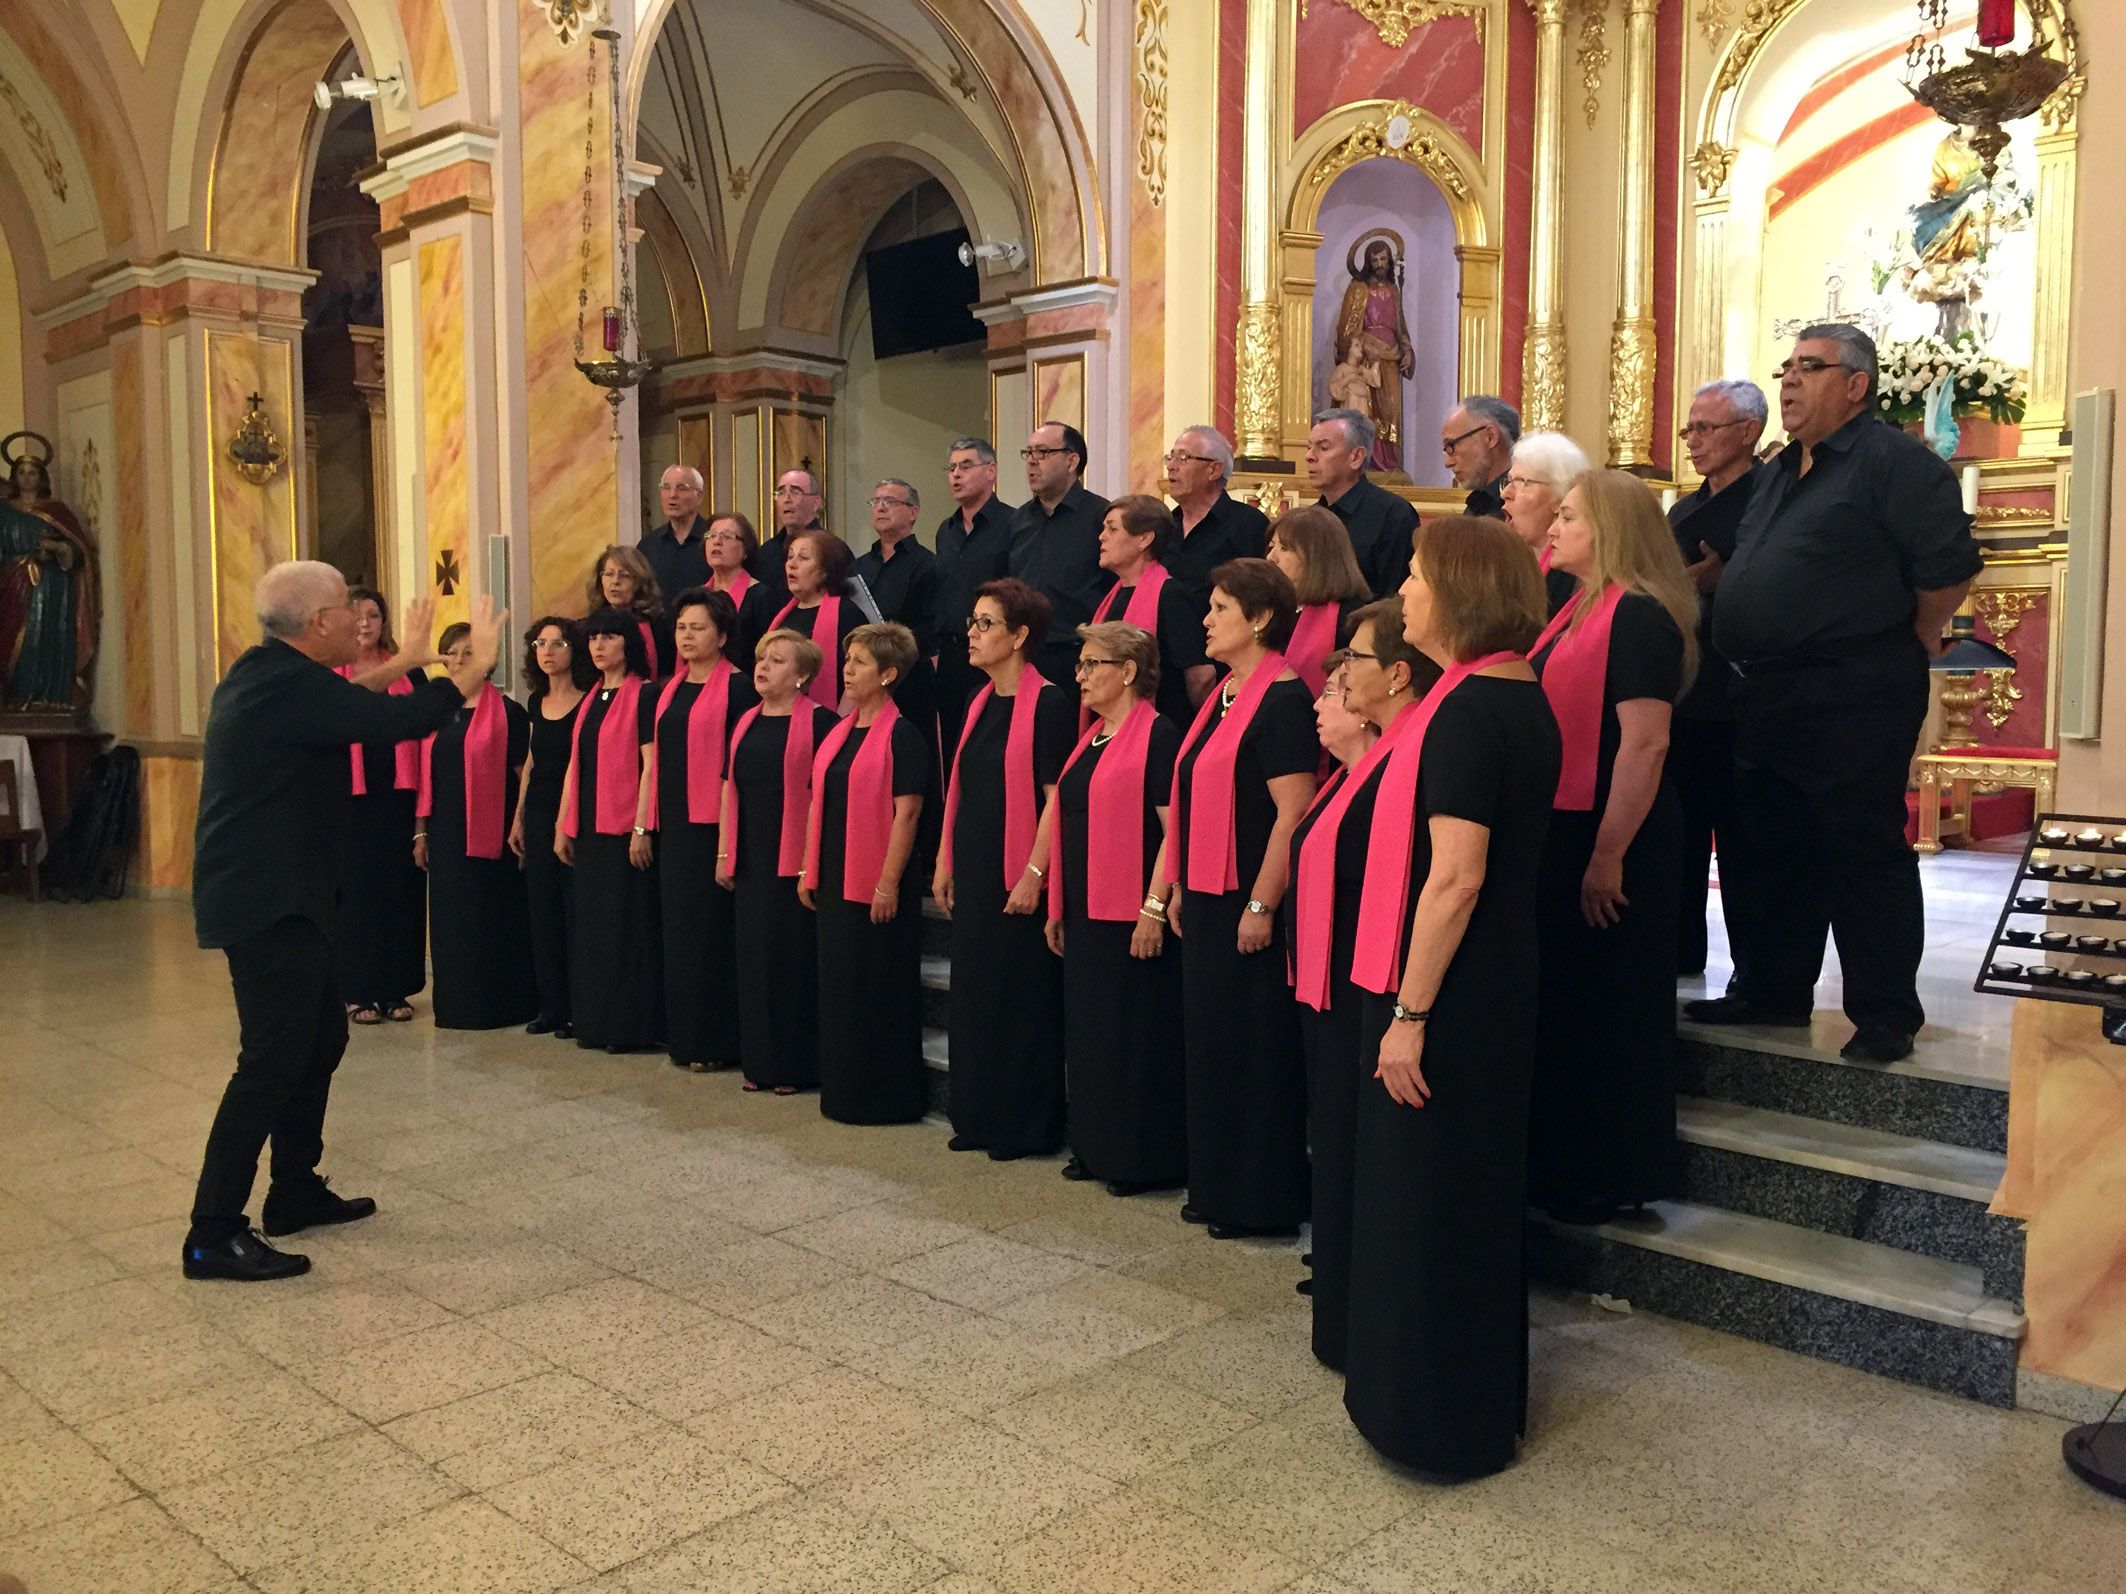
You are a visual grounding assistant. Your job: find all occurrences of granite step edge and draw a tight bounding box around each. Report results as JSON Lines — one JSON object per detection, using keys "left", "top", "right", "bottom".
{"left": 1674, "top": 1096, "right": 2005, "bottom": 1205}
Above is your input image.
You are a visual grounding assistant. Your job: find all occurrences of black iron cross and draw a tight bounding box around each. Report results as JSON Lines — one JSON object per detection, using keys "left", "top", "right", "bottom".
{"left": 435, "top": 548, "right": 461, "bottom": 595}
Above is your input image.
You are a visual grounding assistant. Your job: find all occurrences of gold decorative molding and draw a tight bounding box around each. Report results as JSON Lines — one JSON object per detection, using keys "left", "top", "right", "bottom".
{"left": 1712, "top": 0, "right": 1804, "bottom": 98}
{"left": 1606, "top": 319, "right": 1655, "bottom": 467}
{"left": 0, "top": 66, "right": 69, "bottom": 202}
{"left": 1235, "top": 301, "right": 1282, "bottom": 458}
{"left": 947, "top": 60, "right": 980, "bottom": 102}
{"left": 541, "top": 0, "right": 599, "bottom": 47}
{"left": 1308, "top": 1, "right": 1482, "bottom": 49}
{"left": 1134, "top": 1, "right": 1168, "bottom": 208}
{"left": 1690, "top": 140, "right": 1737, "bottom": 197}
{"left": 1694, "top": 0, "right": 1733, "bottom": 45}
{"left": 1577, "top": 0, "right": 1611, "bottom": 128}
{"left": 1524, "top": 322, "right": 1568, "bottom": 433}
{"left": 1307, "top": 100, "right": 1472, "bottom": 202}
{"left": 1972, "top": 587, "right": 2045, "bottom": 730}
{"left": 1978, "top": 504, "right": 2056, "bottom": 527}
{"left": 1247, "top": 479, "right": 1291, "bottom": 517}
{"left": 2034, "top": 1, "right": 2083, "bottom": 133}
{"left": 728, "top": 165, "right": 749, "bottom": 199}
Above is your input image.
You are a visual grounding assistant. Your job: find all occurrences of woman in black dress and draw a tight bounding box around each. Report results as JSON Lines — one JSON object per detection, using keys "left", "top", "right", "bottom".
{"left": 586, "top": 544, "right": 672, "bottom": 680}
{"left": 415, "top": 624, "right": 536, "bottom": 1029}
{"left": 649, "top": 587, "right": 757, "bottom": 1072}
{"left": 718, "top": 629, "right": 839, "bottom": 1094}
{"left": 1167, "top": 558, "right": 1319, "bottom": 1239}
{"left": 705, "top": 512, "right": 777, "bottom": 668}
{"left": 333, "top": 585, "right": 428, "bottom": 1025}
{"left": 1343, "top": 516, "right": 1559, "bottom": 1478}
{"left": 554, "top": 608, "right": 662, "bottom": 1054}
{"left": 1087, "top": 497, "right": 1212, "bottom": 723}
{"left": 509, "top": 616, "right": 591, "bottom": 1037}
{"left": 932, "top": 579, "right": 1076, "bottom": 1159}
{"left": 800, "top": 623, "right": 930, "bottom": 1125}
{"left": 767, "top": 530, "right": 859, "bottom": 714}
{"left": 1264, "top": 507, "right": 1370, "bottom": 697}
{"left": 1046, "top": 621, "right": 1186, "bottom": 1195}
{"left": 1527, "top": 470, "right": 1696, "bottom": 1223}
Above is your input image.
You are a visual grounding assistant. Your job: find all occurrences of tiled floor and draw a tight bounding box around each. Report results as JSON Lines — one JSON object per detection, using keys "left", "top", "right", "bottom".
{"left": 1, "top": 898, "right": 2114, "bottom": 1594}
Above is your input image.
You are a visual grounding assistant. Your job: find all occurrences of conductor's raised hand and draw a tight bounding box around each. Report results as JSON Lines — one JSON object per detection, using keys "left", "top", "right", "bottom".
{"left": 400, "top": 596, "right": 440, "bottom": 663}
{"left": 464, "top": 594, "right": 509, "bottom": 676}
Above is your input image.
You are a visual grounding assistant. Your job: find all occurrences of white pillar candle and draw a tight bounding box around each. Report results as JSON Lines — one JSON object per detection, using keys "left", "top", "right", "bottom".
{"left": 1659, "top": 487, "right": 1678, "bottom": 512}
{"left": 1961, "top": 464, "right": 1980, "bottom": 516}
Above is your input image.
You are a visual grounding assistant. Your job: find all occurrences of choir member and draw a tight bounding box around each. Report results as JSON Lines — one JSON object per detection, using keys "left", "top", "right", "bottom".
{"left": 934, "top": 438, "right": 1018, "bottom": 765}
{"left": 1167, "top": 558, "right": 1318, "bottom": 1239}
{"left": 414, "top": 623, "right": 536, "bottom": 1029}
{"left": 1087, "top": 495, "right": 1213, "bottom": 724}
{"left": 1045, "top": 621, "right": 1186, "bottom": 1195}
{"left": 705, "top": 512, "right": 777, "bottom": 668}
{"left": 585, "top": 544, "right": 672, "bottom": 680}
{"left": 1162, "top": 426, "right": 1269, "bottom": 611}
{"left": 768, "top": 529, "right": 860, "bottom": 713}
{"left": 933, "top": 578, "right": 1076, "bottom": 1159}
{"left": 718, "top": 629, "right": 839, "bottom": 1093}
{"left": 1343, "top": 516, "right": 1559, "bottom": 1478}
{"left": 648, "top": 588, "right": 757, "bottom": 1072}
{"left": 1528, "top": 470, "right": 1695, "bottom": 1223}
{"left": 800, "top": 623, "right": 931, "bottom": 1124}
{"left": 333, "top": 584, "right": 427, "bottom": 1025}
{"left": 1286, "top": 601, "right": 1437, "bottom": 1364}
{"left": 1264, "top": 507, "right": 1371, "bottom": 696}
{"left": 509, "top": 617, "right": 591, "bottom": 1036}
{"left": 1502, "top": 430, "right": 1593, "bottom": 618}
{"left": 555, "top": 608, "right": 663, "bottom": 1054}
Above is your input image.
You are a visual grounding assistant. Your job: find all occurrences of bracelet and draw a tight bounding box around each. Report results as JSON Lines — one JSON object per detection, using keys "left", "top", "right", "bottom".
{"left": 875, "top": 883, "right": 896, "bottom": 897}
{"left": 1025, "top": 863, "right": 1045, "bottom": 880}
{"left": 1143, "top": 893, "right": 1167, "bottom": 911}
{"left": 1138, "top": 907, "right": 1166, "bottom": 921}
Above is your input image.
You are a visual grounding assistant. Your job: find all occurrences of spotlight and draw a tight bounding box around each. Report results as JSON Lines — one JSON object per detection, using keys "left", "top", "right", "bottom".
{"left": 313, "top": 72, "right": 406, "bottom": 111}
{"left": 956, "top": 239, "right": 1026, "bottom": 272}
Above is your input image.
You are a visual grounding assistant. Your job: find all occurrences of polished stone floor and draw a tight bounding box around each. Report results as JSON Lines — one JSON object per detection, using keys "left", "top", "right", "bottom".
{"left": 1, "top": 899, "right": 2113, "bottom": 1594}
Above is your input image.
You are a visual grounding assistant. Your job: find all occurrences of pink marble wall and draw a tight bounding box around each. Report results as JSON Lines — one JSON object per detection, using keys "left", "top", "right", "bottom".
{"left": 111, "top": 337, "right": 151, "bottom": 735}
{"left": 1214, "top": 0, "right": 1244, "bottom": 438}
{"left": 210, "top": 0, "right": 350, "bottom": 265}
{"left": 1651, "top": 0, "right": 1683, "bottom": 476}
{"left": 1972, "top": 592, "right": 2051, "bottom": 751}
{"left": 1127, "top": 56, "right": 1166, "bottom": 496}
{"left": 206, "top": 331, "right": 299, "bottom": 671}
{"left": 0, "top": 0, "right": 136, "bottom": 243}
{"left": 395, "top": 0, "right": 460, "bottom": 108}
{"left": 419, "top": 234, "right": 469, "bottom": 634}
{"left": 1499, "top": 0, "right": 1535, "bottom": 412}
{"left": 1292, "top": 13, "right": 1485, "bottom": 151}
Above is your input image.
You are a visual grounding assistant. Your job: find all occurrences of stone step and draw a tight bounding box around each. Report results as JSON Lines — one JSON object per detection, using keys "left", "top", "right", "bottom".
{"left": 1528, "top": 1199, "right": 2024, "bottom": 1407}
{"left": 1674, "top": 1097, "right": 2022, "bottom": 1304}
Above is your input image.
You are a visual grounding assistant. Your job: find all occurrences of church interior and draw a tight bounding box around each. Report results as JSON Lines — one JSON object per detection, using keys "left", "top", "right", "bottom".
{"left": 2, "top": 1, "right": 2125, "bottom": 1588}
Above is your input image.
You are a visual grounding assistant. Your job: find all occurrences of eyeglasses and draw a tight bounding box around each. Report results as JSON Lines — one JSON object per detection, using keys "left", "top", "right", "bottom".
{"left": 772, "top": 484, "right": 813, "bottom": 497}
{"left": 1163, "top": 451, "right": 1217, "bottom": 466}
{"left": 1678, "top": 419, "right": 1754, "bottom": 440}
{"left": 1020, "top": 445, "right": 1068, "bottom": 461}
{"left": 1502, "top": 475, "right": 1548, "bottom": 493}
{"left": 1440, "top": 424, "right": 1489, "bottom": 454}
{"left": 532, "top": 637, "right": 572, "bottom": 650}
{"left": 1073, "top": 658, "right": 1125, "bottom": 676}
{"left": 965, "top": 614, "right": 1004, "bottom": 633}
{"left": 1773, "top": 356, "right": 1840, "bottom": 380}
{"left": 867, "top": 496, "right": 913, "bottom": 509}
{"left": 1342, "top": 648, "right": 1382, "bottom": 665}
{"left": 707, "top": 529, "right": 745, "bottom": 543}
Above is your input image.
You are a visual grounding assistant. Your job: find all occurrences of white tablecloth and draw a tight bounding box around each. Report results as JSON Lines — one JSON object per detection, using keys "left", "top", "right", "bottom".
{"left": 0, "top": 733, "right": 47, "bottom": 861}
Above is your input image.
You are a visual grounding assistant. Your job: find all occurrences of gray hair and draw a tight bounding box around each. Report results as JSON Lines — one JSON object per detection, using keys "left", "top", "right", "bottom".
{"left": 946, "top": 437, "right": 997, "bottom": 466}
{"left": 1796, "top": 323, "right": 1879, "bottom": 400}
{"left": 875, "top": 477, "right": 920, "bottom": 511}
{"left": 1693, "top": 378, "right": 1769, "bottom": 433}
{"left": 1178, "top": 424, "right": 1235, "bottom": 483}
{"left": 1457, "top": 395, "right": 1522, "bottom": 448}
{"left": 256, "top": 560, "right": 347, "bottom": 640}
{"left": 1314, "top": 406, "right": 1377, "bottom": 457}
{"left": 1510, "top": 430, "right": 1592, "bottom": 493}
{"left": 659, "top": 464, "right": 704, "bottom": 489}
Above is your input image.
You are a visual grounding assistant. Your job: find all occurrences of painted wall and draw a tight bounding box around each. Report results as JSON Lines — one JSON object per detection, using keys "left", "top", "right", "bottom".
{"left": 0, "top": 222, "right": 20, "bottom": 427}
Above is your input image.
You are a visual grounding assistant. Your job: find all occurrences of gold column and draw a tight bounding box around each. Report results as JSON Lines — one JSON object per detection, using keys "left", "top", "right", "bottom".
{"left": 1606, "top": 0, "right": 1658, "bottom": 467}
{"left": 1233, "top": 0, "right": 1283, "bottom": 462}
{"left": 1524, "top": 0, "right": 1569, "bottom": 433}
{"left": 2026, "top": 120, "right": 2078, "bottom": 445}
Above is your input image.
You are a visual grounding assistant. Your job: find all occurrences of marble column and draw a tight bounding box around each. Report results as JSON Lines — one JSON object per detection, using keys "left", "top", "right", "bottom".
{"left": 1524, "top": 0, "right": 1569, "bottom": 433}
{"left": 1233, "top": 0, "right": 1285, "bottom": 465}
{"left": 646, "top": 354, "right": 837, "bottom": 533}
{"left": 1606, "top": 0, "right": 1659, "bottom": 468}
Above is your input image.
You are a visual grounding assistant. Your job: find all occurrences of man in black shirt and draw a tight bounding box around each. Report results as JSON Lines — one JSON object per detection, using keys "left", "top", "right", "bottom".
{"left": 1691, "top": 325, "right": 1981, "bottom": 1062}
{"left": 749, "top": 468, "right": 829, "bottom": 609}
{"left": 1008, "top": 420, "right": 1112, "bottom": 682}
{"left": 932, "top": 437, "right": 1016, "bottom": 762}
{"left": 1667, "top": 378, "right": 1767, "bottom": 978}
{"left": 1307, "top": 407, "right": 1419, "bottom": 597}
{"left": 1163, "top": 424, "right": 1268, "bottom": 614}
{"left": 639, "top": 464, "right": 709, "bottom": 600}
{"left": 1439, "top": 395, "right": 1519, "bottom": 519}
{"left": 185, "top": 565, "right": 507, "bottom": 1280}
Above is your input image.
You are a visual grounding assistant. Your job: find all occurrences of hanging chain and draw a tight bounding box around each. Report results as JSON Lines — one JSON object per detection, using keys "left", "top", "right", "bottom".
{"left": 574, "top": 31, "right": 597, "bottom": 362}
{"left": 608, "top": 32, "right": 636, "bottom": 363}
{"left": 1906, "top": 0, "right": 1949, "bottom": 84}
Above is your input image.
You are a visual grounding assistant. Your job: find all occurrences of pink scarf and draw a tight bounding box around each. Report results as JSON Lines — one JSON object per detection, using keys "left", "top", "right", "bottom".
{"left": 1090, "top": 562, "right": 1168, "bottom": 628}
{"left": 648, "top": 660, "right": 734, "bottom": 827}
{"left": 1350, "top": 652, "right": 1523, "bottom": 994}
{"left": 1048, "top": 699, "right": 1158, "bottom": 923}
{"left": 769, "top": 594, "right": 842, "bottom": 710}
{"left": 802, "top": 700, "right": 903, "bottom": 904}
{"left": 1538, "top": 543, "right": 1554, "bottom": 573}
{"left": 1291, "top": 707, "right": 1415, "bottom": 1010}
{"left": 561, "top": 676, "right": 646, "bottom": 838}
{"left": 338, "top": 666, "right": 421, "bottom": 794}
{"left": 1165, "top": 652, "right": 1288, "bottom": 894}
{"left": 941, "top": 672, "right": 1050, "bottom": 888}
{"left": 415, "top": 682, "right": 508, "bottom": 859}
{"left": 635, "top": 618, "right": 666, "bottom": 680}
{"left": 716, "top": 568, "right": 756, "bottom": 606}
{"left": 1286, "top": 603, "right": 1341, "bottom": 698}
{"left": 1531, "top": 582, "right": 1624, "bottom": 812}
{"left": 726, "top": 704, "right": 816, "bottom": 877}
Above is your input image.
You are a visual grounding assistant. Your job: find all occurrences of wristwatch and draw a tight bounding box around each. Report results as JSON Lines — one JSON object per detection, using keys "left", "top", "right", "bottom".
{"left": 1391, "top": 1003, "right": 1430, "bottom": 1025}
{"left": 1245, "top": 898, "right": 1270, "bottom": 917}
{"left": 632, "top": 826, "right": 649, "bottom": 838}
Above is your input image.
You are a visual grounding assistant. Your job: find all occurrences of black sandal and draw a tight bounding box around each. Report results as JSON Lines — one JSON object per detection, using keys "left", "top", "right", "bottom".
{"left": 383, "top": 1002, "right": 415, "bottom": 1023}
{"left": 349, "top": 1004, "right": 383, "bottom": 1026}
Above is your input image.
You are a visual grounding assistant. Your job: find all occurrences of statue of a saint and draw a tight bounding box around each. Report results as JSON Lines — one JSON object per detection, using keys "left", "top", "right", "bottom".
{"left": 1333, "top": 236, "right": 1415, "bottom": 473}
{"left": 1897, "top": 133, "right": 2031, "bottom": 341}
{"left": 0, "top": 432, "right": 98, "bottom": 713}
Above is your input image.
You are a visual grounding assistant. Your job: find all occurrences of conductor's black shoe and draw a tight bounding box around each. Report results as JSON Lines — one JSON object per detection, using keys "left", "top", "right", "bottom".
{"left": 1294, "top": 1277, "right": 1314, "bottom": 1296}
{"left": 1179, "top": 1203, "right": 1209, "bottom": 1225}
{"left": 1681, "top": 994, "right": 1812, "bottom": 1028}
{"left": 261, "top": 1180, "right": 377, "bottom": 1237}
{"left": 525, "top": 1016, "right": 561, "bottom": 1035}
{"left": 1840, "top": 1027, "right": 1915, "bottom": 1064}
{"left": 1060, "top": 1158, "right": 1095, "bottom": 1181}
{"left": 182, "top": 1229, "right": 311, "bottom": 1281}
{"left": 1106, "top": 1177, "right": 1181, "bottom": 1197}
{"left": 948, "top": 1135, "right": 980, "bottom": 1152}
{"left": 552, "top": 1023, "right": 573, "bottom": 1039}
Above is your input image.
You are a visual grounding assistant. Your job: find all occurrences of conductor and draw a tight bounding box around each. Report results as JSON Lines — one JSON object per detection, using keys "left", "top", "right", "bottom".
{"left": 182, "top": 562, "right": 508, "bottom": 1281}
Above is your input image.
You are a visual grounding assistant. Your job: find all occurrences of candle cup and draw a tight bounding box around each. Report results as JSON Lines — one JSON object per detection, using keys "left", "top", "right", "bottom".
{"left": 1987, "top": 961, "right": 2024, "bottom": 980}
{"left": 2065, "top": 863, "right": 2095, "bottom": 881}
{"left": 2039, "top": 930, "right": 2072, "bottom": 949}
{"left": 2076, "top": 935, "right": 2111, "bottom": 953}
{"left": 2090, "top": 900, "right": 2122, "bottom": 918}
{"left": 2064, "top": 969, "right": 2098, "bottom": 987}
{"left": 601, "top": 307, "right": 621, "bottom": 354}
{"left": 2027, "top": 965, "right": 2061, "bottom": 983}
{"left": 2004, "top": 928, "right": 2036, "bottom": 945}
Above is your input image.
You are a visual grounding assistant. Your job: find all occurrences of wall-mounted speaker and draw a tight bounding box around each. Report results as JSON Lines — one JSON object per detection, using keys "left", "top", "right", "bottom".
{"left": 485, "top": 533, "right": 514, "bottom": 695}
{"left": 2059, "top": 389, "right": 2113, "bottom": 741}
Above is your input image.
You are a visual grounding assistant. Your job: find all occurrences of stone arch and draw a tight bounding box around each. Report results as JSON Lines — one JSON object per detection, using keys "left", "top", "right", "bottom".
{"left": 0, "top": 0, "right": 146, "bottom": 273}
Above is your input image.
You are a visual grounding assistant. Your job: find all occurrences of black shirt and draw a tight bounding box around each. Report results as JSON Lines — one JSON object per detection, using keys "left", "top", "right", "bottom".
{"left": 1100, "top": 577, "right": 1210, "bottom": 726}
{"left": 1168, "top": 491, "right": 1270, "bottom": 612}
{"left": 1667, "top": 462, "right": 1762, "bottom": 719}
{"left": 1465, "top": 471, "right": 1510, "bottom": 521}
{"left": 1715, "top": 415, "right": 1982, "bottom": 662}
{"left": 932, "top": 495, "right": 1017, "bottom": 662}
{"left": 1321, "top": 475, "right": 1421, "bottom": 598}
{"left": 193, "top": 641, "right": 463, "bottom": 949}
{"left": 1008, "top": 481, "right": 1114, "bottom": 681}
{"left": 640, "top": 518, "right": 710, "bottom": 603}
{"left": 854, "top": 537, "right": 940, "bottom": 657}
{"left": 749, "top": 524, "right": 838, "bottom": 611}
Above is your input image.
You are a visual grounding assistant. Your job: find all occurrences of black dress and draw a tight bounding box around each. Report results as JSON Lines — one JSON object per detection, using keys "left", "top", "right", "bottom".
{"left": 814, "top": 716, "right": 931, "bottom": 1124}
{"left": 1057, "top": 715, "right": 1185, "bottom": 1186}
{"left": 521, "top": 694, "right": 582, "bottom": 1028}
{"left": 1529, "top": 592, "right": 1685, "bottom": 1212}
{"left": 729, "top": 705, "right": 840, "bottom": 1088}
{"left": 1344, "top": 675, "right": 1560, "bottom": 1478}
{"left": 944, "top": 682, "right": 1077, "bottom": 1155}
{"left": 426, "top": 695, "right": 537, "bottom": 1029}
{"left": 334, "top": 716, "right": 428, "bottom": 1009}
{"left": 780, "top": 599, "right": 859, "bottom": 702}
{"left": 656, "top": 671, "right": 759, "bottom": 1068}
{"left": 569, "top": 683, "right": 663, "bottom": 1051}
{"left": 1172, "top": 675, "right": 1318, "bottom": 1231}
{"left": 728, "top": 581, "right": 779, "bottom": 671}
{"left": 1099, "top": 579, "right": 1209, "bottom": 727}
{"left": 1287, "top": 756, "right": 1387, "bottom": 1371}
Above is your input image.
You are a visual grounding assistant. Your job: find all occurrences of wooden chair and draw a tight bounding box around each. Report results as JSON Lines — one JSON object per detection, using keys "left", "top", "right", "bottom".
{"left": 0, "top": 762, "right": 41, "bottom": 901}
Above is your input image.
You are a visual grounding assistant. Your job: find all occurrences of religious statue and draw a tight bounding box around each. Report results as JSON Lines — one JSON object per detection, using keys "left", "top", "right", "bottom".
{"left": 1332, "top": 235, "right": 1415, "bottom": 474}
{"left": 1888, "top": 132, "right": 2032, "bottom": 342}
{"left": 0, "top": 432, "right": 98, "bottom": 714}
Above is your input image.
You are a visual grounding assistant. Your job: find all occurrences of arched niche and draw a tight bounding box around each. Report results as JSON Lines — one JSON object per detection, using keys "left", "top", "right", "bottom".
{"left": 0, "top": 5, "right": 139, "bottom": 278}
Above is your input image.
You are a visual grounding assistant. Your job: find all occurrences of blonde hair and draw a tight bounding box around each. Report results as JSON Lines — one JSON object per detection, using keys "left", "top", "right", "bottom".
{"left": 847, "top": 621, "right": 919, "bottom": 688}
{"left": 755, "top": 626, "right": 824, "bottom": 688}
{"left": 1562, "top": 469, "right": 1700, "bottom": 691}
{"left": 1076, "top": 621, "right": 1160, "bottom": 699}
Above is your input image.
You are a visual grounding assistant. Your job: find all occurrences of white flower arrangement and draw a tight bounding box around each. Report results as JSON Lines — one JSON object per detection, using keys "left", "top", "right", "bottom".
{"left": 1875, "top": 334, "right": 2028, "bottom": 427}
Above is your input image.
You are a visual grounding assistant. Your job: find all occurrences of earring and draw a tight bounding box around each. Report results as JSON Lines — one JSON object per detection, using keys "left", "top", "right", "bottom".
{"left": 1252, "top": 625, "right": 1266, "bottom": 641}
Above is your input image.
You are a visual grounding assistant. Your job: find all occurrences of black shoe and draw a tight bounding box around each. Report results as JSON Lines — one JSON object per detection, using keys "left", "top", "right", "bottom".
{"left": 1840, "top": 1027, "right": 1915, "bottom": 1064}
{"left": 1106, "top": 1177, "right": 1182, "bottom": 1198}
{"left": 1060, "top": 1158, "right": 1095, "bottom": 1182}
{"left": 1542, "top": 1198, "right": 1621, "bottom": 1227}
{"left": 1681, "top": 994, "right": 1812, "bottom": 1028}
{"left": 182, "top": 1229, "right": 311, "bottom": 1281}
{"left": 552, "top": 1023, "right": 573, "bottom": 1040}
{"left": 1301, "top": 1251, "right": 1314, "bottom": 1267}
{"left": 1179, "top": 1203, "right": 1208, "bottom": 1225}
{"left": 525, "top": 1016, "right": 561, "bottom": 1035}
{"left": 948, "top": 1135, "right": 980, "bottom": 1153}
{"left": 988, "top": 1148, "right": 1039, "bottom": 1163}
{"left": 1295, "top": 1277, "right": 1314, "bottom": 1296}
{"left": 261, "top": 1179, "right": 377, "bottom": 1238}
